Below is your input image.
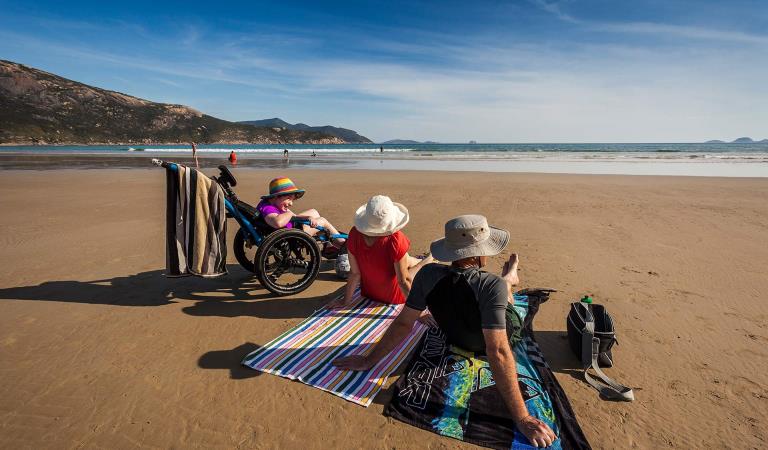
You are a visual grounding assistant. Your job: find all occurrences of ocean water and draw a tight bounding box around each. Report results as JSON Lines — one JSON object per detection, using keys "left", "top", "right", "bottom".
{"left": 2, "top": 143, "right": 767, "bottom": 176}
{"left": 2, "top": 142, "right": 768, "bottom": 159}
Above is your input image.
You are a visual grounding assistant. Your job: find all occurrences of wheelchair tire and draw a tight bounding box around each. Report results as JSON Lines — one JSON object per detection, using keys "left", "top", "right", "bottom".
{"left": 255, "top": 229, "right": 321, "bottom": 296}
{"left": 233, "top": 229, "right": 257, "bottom": 273}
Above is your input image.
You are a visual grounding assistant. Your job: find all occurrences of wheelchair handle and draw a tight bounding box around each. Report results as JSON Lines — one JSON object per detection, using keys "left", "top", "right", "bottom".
{"left": 151, "top": 158, "right": 177, "bottom": 171}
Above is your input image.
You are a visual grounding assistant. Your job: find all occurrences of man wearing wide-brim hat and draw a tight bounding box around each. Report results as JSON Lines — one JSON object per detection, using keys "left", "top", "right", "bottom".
{"left": 334, "top": 214, "right": 556, "bottom": 448}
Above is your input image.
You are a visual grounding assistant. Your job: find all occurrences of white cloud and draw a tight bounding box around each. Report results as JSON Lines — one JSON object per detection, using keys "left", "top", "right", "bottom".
{"left": 595, "top": 21, "right": 768, "bottom": 46}
{"left": 530, "top": 0, "right": 581, "bottom": 23}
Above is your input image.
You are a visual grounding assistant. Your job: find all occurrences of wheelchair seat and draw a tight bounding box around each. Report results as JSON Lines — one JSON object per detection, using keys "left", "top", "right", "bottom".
{"left": 234, "top": 200, "right": 332, "bottom": 251}
{"left": 234, "top": 200, "right": 280, "bottom": 237}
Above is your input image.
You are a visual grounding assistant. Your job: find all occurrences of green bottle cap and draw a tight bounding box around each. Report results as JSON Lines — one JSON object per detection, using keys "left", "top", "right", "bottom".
{"left": 581, "top": 295, "right": 593, "bottom": 304}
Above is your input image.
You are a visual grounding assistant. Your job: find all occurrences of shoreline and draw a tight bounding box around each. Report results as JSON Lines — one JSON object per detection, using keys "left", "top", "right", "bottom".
{"left": 1, "top": 152, "right": 767, "bottom": 177}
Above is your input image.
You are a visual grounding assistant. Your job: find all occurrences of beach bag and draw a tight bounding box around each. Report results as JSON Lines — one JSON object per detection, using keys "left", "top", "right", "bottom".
{"left": 567, "top": 302, "right": 634, "bottom": 401}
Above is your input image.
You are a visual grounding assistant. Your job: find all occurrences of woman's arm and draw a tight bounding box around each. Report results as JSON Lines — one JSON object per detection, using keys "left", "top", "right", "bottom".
{"left": 345, "top": 253, "right": 362, "bottom": 301}
{"left": 393, "top": 253, "right": 413, "bottom": 298}
{"left": 327, "top": 253, "right": 361, "bottom": 309}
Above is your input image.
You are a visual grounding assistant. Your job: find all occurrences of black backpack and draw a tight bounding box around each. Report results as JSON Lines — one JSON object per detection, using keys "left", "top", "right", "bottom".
{"left": 567, "top": 302, "right": 634, "bottom": 401}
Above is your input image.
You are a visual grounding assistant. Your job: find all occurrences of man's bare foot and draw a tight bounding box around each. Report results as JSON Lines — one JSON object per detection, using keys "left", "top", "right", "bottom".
{"left": 501, "top": 253, "right": 520, "bottom": 286}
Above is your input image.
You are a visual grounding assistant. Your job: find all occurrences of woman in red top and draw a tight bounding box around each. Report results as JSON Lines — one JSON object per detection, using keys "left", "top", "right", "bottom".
{"left": 327, "top": 195, "right": 432, "bottom": 309}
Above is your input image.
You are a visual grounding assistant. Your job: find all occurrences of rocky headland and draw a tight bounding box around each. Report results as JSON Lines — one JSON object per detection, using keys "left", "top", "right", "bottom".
{"left": 0, "top": 60, "right": 346, "bottom": 145}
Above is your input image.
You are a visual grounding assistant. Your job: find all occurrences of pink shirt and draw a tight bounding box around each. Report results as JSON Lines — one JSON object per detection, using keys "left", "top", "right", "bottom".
{"left": 257, "top": 201, "right": 293, "bottom": 228}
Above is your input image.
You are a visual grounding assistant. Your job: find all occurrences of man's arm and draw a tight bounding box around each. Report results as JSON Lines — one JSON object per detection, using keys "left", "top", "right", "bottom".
{"left": 483, "top": 329, "right": 556, "bottom": 448}
{"left": 332, "top": 306, "right": 422, "bottom": 370}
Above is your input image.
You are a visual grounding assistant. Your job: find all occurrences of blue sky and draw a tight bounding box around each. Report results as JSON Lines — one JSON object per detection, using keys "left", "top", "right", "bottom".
{"left": 1, "top": 0, "right": 766, "bottom": 142}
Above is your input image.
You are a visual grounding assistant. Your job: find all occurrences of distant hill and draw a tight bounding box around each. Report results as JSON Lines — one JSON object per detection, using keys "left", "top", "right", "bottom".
{"left": 381, "top": 139, "right": 439, "bottom": 144}
{"left": 705, "top": 137, "right": 767, "bottom": 144}
{"left": 0, "top": 60, "right": 345, "bottom": 145}
{"left": 381, "top": 139, "right": 421, "bottom": 144}
{"left": 239, "top": 118, "right": 371, "bottom": 143}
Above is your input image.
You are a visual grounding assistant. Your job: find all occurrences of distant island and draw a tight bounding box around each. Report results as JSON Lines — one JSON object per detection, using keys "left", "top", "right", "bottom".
{"left": 0, "top": 60, "right": 352, "bottom": 145}
{"left": 380, "top": 139, "right": 439, "bottom": 145}
{"left": 705, "top": 137, "right": 768, "bottom": 144}
{"left": 238, "top": 118, "right": 371, "bottom": 143}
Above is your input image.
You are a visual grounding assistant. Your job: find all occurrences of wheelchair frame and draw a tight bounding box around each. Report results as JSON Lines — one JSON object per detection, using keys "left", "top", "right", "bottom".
{"left": 153, "top": 159, "right": 347, "bottom": 296}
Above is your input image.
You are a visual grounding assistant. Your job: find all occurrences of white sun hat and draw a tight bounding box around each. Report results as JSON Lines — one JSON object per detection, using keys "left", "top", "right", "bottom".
{"left": 353, "top": 195, "right": 410, "bottom": 236}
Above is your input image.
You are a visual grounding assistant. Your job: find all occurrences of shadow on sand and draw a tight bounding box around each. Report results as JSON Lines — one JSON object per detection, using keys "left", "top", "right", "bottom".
{"left": 0, "top": 264, "right": 345, "bottom": 319}
{"left": 533, "top": 330, "right": 585, "bottom": 381}
{"left": 1, "top": 264, "right": 354, "bottom": 380}
{"left": 198, "top": 342, "right": 265, "bottom": 379}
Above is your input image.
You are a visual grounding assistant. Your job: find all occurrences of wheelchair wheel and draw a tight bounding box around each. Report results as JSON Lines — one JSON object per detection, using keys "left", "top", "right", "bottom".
{"left": 233, "top": 229, "right": 257, "bottom": 273}
{"left": 255, "top": 229, "right": 321, "bottom": 296}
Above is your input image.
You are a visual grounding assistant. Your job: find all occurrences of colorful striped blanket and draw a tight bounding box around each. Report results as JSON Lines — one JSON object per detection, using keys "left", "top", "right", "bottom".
{"left": 241, "top": 292, "right": 428, "bottom": 406}
{"left": 384, "top": 290, "right": 591, "bottom": 450}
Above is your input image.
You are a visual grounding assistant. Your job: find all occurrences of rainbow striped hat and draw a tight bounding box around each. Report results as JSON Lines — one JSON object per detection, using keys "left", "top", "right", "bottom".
{"left": 261, "top": 177, "right": 306, "bottom": 199}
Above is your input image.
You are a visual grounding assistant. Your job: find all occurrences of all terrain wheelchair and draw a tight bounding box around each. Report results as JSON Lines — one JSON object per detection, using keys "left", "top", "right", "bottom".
{"left": 152, "top": 159, "right": 347, "bottom": 296}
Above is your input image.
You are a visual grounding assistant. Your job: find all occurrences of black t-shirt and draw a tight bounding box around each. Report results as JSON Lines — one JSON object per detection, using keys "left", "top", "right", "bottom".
{"left": 406, "top": 263, "right": 509, "bottom": 330}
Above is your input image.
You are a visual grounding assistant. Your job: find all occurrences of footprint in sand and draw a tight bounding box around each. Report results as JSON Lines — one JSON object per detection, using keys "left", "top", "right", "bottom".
{"left": 738, "top": 329, "right": 768, "bottom": 343}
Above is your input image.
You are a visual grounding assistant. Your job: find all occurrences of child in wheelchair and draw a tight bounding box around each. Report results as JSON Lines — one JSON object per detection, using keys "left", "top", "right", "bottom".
{"left": 257, "top": 177, "right": 346, "bottom": 249}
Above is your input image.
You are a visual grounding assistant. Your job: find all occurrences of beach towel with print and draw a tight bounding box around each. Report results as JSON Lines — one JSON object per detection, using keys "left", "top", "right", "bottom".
{"left": 384, "top": 290, "right": 591, "bottom": 450}
{"left": 241, "top": 291, "right": 428, "bottom": 407}
{"left": 165, "top": 163, "right": 227, "bottom": 277}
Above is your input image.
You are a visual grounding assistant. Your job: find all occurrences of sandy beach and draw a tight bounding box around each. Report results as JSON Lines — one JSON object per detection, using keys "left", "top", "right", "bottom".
{"left": 1, "top": 166, "right": 767, "bottom": 449}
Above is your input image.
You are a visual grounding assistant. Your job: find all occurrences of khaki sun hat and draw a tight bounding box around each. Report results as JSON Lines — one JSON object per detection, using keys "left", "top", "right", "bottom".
{"left": 354, "top": 195, "right": 410, "bottom": 236}
{"left": 430, "top": 214, "right": 509, "bottom": 262}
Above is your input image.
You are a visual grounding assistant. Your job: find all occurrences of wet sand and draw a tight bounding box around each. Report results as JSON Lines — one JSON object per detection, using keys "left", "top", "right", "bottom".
{"left": 1, "top": 152, "right": 767, "bottom": 177}
{"left": 0, "top": 168, "right": 767, "bottom": 448}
